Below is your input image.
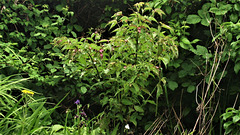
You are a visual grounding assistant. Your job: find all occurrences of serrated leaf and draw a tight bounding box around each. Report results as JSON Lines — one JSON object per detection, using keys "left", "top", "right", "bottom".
{"left": 186, "top": 15, "right": 201, "bottom": 24}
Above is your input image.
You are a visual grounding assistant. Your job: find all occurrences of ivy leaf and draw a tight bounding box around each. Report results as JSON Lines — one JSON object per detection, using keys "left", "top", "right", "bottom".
{"left": 187, "top": 85, "right": 195, "bottom": 93}
{"left": 186, "top": 15, "right": 201, "bottom": 24}
{"left": 168, "top": 81, "right": 178, "bottom": 91}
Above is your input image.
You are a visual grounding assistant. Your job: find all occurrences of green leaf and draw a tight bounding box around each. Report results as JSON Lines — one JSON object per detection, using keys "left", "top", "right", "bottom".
{"left": 159, "top": 56, "right": 170, "bottom": 67}
{"left": 134, "top": 105, "right": 144, "bottom": 113}
{"left": 233, "top": 115, "right": 240, "bottom": 123}
{"left": 56, "top": 5, "right": 63, "bottom": 12}
{"left": 181, "top": 37, "right": 191, "bottom": 45}
{"left": 222, "top": 112, "right": 233, "bottom": 121}
{"left": 168, "top": 81, "right": 178, "bottom": 91}
{"left": 180, "top": 37, "right": 193, "bottom": 50}
{"left": 194, "top": 45, "right": 208, "bottom": 56}
{"left": 71, "top": 31, "right": 77, "bottom": 38}
{"left": 100, "top": 97, "right": 109, "bottom": 106}
{"left": 234, "top": 4, "right": 240, "bottom": 11}
{"left": 187, "top": 85, "right": 195, "bottom": 93}
{"left": 111, "top": 123, "right": 120, "bottom": 135}
{"left": 107, "top": 20, "right": 117, "bottom": 30}
{"left": 141, "top": 88, "right": 151, "bottom": 96}
{"left": 122, "top": 99, "right": 133, "bottom": 105}
{"left": 230, "top": 14, "right": 238, "bottom": 23}
{"left": 234, "top": 62, "right": 240, "bottom": 74}
{"left": 156, "top": 83, "right": 162, "bottom": 98}
{"left": 209, "top": 4, "right": 232, "bottom": 15}
{"left": 51, "top": 124, "right": 64, "bottom": 133}
{"left": 224, "top": 121, "right": 233, "bottom": 129}
{"left": 44, "top": 44, "right": 52, "bottom": 49}
{"left": 132, "top": 83, "right": 140, "bottom": 93}
{"left": 165, "top": 5, "right": 172, "bottom": 14}
{"left": 186, "top": 15, "right": 201, "bottom": 24}
{"left": 130, "top": 113, "right": 138, "bottom": 126}
{"left": 81, "top": 87, "right": 87, "bottom": 94}
{"left": 74, "top": 24, "right": 83, "bottom": 32}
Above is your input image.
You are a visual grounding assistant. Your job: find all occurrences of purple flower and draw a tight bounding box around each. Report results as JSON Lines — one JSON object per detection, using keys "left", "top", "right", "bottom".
{"left": 99, "top": 49, "right": 104, "bottom": 53}
{"left": 80, "top": 111, "right": 87, "bottom": 116}
{"left": 75, "top": 99, "right": 80, "bottom": 105}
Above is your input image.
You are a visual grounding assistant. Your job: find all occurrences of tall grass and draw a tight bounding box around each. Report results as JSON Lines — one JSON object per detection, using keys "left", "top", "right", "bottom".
{"left": 0, "top": 75, "right": 105, "bottom": 134}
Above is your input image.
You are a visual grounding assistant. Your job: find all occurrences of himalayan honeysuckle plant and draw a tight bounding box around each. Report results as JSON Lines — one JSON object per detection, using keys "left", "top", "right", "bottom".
{"left": 52, "top": 2, "right": 178, "bottom": 133}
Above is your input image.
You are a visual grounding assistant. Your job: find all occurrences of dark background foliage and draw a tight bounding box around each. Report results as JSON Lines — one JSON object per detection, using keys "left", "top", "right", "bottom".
{"left": 1, "top": 0, "right": 240, "bottom": 134}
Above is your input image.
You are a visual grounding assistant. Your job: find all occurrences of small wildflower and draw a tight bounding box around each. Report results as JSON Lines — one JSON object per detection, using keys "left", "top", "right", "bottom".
{"left": 22, "top": 90, "right": 34, "bottom": 96}
{"left": 100, "top": 53, "right": 103, "bottom": 59}
{"left": 99, "top": 49, "right": 104, "bottom": 53}
{"left": 137, "top": 27, "right": 141, "bottom": 33}
{"left": 124, "top": 66, "right": 127, "bottom": 69}
{"left": 89, "top": 47, "right": 92, "bottom": 49}
{"left": 80, "top": 111, "right": 87, "bottom": 116}
{"left": 156, "top": 66, "right": 159, "bottom": 69}
{"left": 74, "top": 115, "right": 79, "bottom": 118}
{"left": 125, "top": 124, "right": 130, "bottom": 130}
{"left": 75, "top": 99, "right": 80, "bottom": 105}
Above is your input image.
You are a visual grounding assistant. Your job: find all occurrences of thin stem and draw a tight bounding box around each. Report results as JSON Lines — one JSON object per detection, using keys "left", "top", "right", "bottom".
{"left": 86, "top": 51, "right": 101, "bottom": 80}
{"left": 135, "top": 30, "right": 139, "bottom": 64}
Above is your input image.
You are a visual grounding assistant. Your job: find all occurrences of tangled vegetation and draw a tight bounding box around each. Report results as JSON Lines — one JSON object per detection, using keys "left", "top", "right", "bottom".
{"left": 1, "top": 0, "right": 240, "bottom": 134}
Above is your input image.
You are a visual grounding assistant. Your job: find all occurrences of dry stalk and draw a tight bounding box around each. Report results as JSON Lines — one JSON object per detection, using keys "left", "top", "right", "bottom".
{"left": 192, "top": 19, "right": 230, "bottom": 134}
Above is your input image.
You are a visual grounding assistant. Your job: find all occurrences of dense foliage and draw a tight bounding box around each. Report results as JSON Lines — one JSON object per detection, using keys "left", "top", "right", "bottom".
{"left": 1, "top": 0, "right": 240, "bottom": 134}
